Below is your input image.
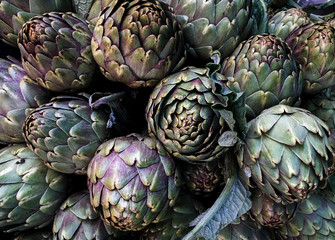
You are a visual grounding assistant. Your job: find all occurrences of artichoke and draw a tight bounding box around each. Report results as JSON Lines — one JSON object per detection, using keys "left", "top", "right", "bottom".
{"left": 249, "top": 188, "right": 298, "bottom": 228}
{"left": 277, "top": 189, "right": 335, "bottom": 239}
{"left": 180, "top": 153, "right": 230, "bottom": 197}
{"left": 0, "top": 144, "right": 69, "bottom": 232}
{"left": 146, "top": 66, "right": 246, "bottom": 163}
{"left": 23, "top": 93, "right": 127, "bottom": 175}
{"left": 17, "top": 12, "right": 97, "bottom": 92}
{"left": 302, "top": 88, "right": 335, "bottom": 144}
{"left": 238, "top": 105, "right": 333, "bottom": 204}
{"left": 0, "top": 57, "right": 49, "bottom": 143}
{"left": 220, "top": 34, "right": 303, "bottom": 120}
{"left": 286, "top": 22, "right": 335, "bottom": 94}
{"left": 53, "top": 190, "right": 119, "bottom": 240}
{"left": 87, "top": 134, "right": 182, "bottom": 232}
{"left": 91, "top": 0, "right": 186, "bottom": 89}
{"left": 162, "top": 0, "right": 253, "bottom": 61}
{"left": 268, "top": 8, "right": 311, "bottom": 40}
{"left": 139, "top": 193, "right": 204, "bottom": 240}
{"left": 0, "top": 0, "right": 73, "bottom": 47}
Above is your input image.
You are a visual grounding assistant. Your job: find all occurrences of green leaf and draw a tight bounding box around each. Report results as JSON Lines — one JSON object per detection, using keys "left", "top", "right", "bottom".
{"left": 251, "top": 0, "right": 268, "bottom": 35}
{"left": 72, "top": 0, "right": 94, "bottom": 18}
{"left": 181, "top": 166, "right": 252, "bottom": 240}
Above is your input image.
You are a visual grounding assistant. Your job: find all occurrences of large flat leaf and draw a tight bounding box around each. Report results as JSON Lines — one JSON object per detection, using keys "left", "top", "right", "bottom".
{"left": 182, "top": 167, "right": 252, "bottom": 240}
{"left": 72, "top": 0, "right": 94, "bottom": 18}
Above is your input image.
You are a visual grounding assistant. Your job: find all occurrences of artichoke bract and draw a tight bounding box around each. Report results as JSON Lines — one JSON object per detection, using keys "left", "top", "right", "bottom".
{"left": 53, "top": 190, "right": 119, "bottom": 240}
{"left": 17, "top": 12, "right": 97, "bottom": 92}
{"left": 162, "top": 0, "right": 253, "bottom": 61}
{"left": 303, "top": 88, "right": 335, "bottom": 145}
{"left": 277, "top": 190, "right": 335, "bottom": 239}
{"left": 87, "top": 0, "right": 113, "bottom": 26}
{"left": 23, "top": 93, "right": 127, "bottom": 175}
{"left": 0, "top": 57, "right": 49, "bottom": 143}
{"left": 286, "top": 22, "right": 335, "bottom": 94}
{"left": 220, "top": 34, "right": 303, "bottom": 120}
{"left": 87, "top": 134, "right": 182, "bottom": 232}
{"left": 0, "top": 144, "right": 69, "bottom": 232}
{"left": 249, "top": 188, "right": 298, "bottom": 228}
{"left": 146, "top": 66, "right": 247, "bottom": 163}
{"left": 0, "top": 0, "right": 73, "bottom": 47}
{"left": 238, "top": 105, "right": 333, "bottom": 204}
{"left": 268, "top": 8, "right": 310, "bottom": 40}
{"left": 91, "top": 0, "right": 186, "bottom": 89}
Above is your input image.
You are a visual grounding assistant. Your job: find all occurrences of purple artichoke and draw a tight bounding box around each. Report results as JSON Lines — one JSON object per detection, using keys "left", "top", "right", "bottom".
{"left": 0, "top": 57, "right": 49, "bottom": 143}
{"left": 18, "top": 12, "right": 97, "bottom": 92}
{"left": 87, "top": 134, "right": 182, "bottom": 231}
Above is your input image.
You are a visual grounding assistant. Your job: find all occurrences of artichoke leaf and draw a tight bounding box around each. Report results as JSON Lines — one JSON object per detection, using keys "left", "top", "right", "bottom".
{"left": 251, "top": 0, "right": 268, "bottom": 35}
{"left": 182, "top": 163, "right": 251, "bottom": 240}
{"left": 72, "top": 0, "right": 95, "bottom": 18}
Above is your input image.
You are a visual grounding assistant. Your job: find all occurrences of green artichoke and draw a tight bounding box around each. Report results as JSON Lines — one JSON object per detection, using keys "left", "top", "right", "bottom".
{"left": 303, "top": 88, "right": 335, "bottom": 127}
{"left": 249, "top": 188, "right": 298, "bottom": 228}
{"left": 23, "top": 93, "right": 127, "bottom": 175}
{"left": 91, "top": 0, "right": 186, "bottom": 89}
{"left": 162, "top": 0, "right": 253, "bottom": 61}
{"left": 53, "top": 190, "right": 119, "bottom": 240}
{"left": 180, "top": 153, "right": 229, "bottom": 197}
{"left": 146, "top": 66, "right": 246, "bottom": 163}
{"left": 220, "top": 34, "right": 303, "bottom": 120}
{"left": 0, "top": 144, "right": 69, "bottom": 232}
{"left": 277, "top": 189, "right": 335, "bottom": 239}
{"left": 87, "top": 134, "right": 182, "bottom": 232}
{"left": 238, "top": 105, "right": 333, "bottom": 204}
{"left": 0, "top": 0, "right": 73, "bottom": 47}
{"left": 268, "top": 8, "right": 311, "bottom": 40}
{"left": 286, "top": 22, "right": 335, "bottom": 94}
{"left": 302, "top": 88, "right": 335, "bottom": 144}
{"left": 17, "top": 12, "right": 97, "bottom": 92}
{"left": 139, "top": 193, "right": 204, "bottom": 240}
{"left": 0, "top": 57, "right": 49, "bottom": 143}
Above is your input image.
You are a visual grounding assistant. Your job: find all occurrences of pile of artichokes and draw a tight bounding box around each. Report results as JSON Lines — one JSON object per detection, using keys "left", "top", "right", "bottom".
{"left": 1, "top": 0, "right": 335, "bottom": 239}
